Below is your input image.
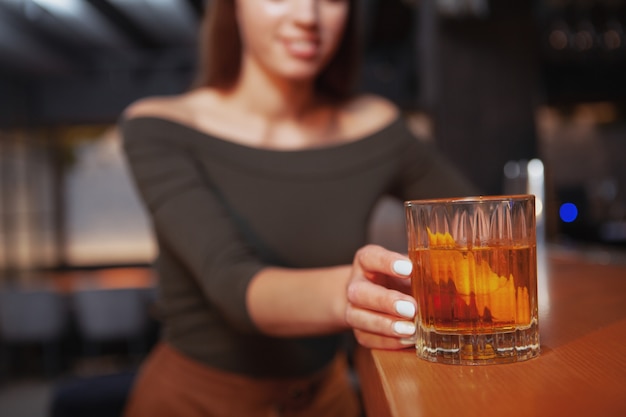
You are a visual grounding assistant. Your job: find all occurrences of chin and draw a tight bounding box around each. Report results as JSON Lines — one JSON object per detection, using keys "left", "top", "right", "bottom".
{"left": 279, "top": 63, "right": 325, "bottom": 83}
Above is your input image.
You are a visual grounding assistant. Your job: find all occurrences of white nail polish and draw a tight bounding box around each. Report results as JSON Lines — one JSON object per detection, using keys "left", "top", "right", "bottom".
{"left": 399, "top": 336, "right": 416, "bottom": 346}
{"left": 392, "top": 260, "right": 412, "bottom": 276}
{"left": 395, "top": 300, "right": 416, "bottom": 319}
{"left": 393, "top": 321, "right": 416, "bottom": 336}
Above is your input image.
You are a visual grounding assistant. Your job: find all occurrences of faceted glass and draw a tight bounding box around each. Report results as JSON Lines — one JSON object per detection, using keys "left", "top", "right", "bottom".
{"left": 404, "top": 195, "right": 540, "bottom": 365}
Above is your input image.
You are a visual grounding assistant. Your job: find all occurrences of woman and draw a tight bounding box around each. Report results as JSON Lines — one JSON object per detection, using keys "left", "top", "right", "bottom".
{"left": 121, "top": 0, "right": 476, "bottom": 416}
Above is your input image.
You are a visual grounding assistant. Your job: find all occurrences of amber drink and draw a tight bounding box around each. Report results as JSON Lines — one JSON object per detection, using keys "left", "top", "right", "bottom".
{"left": 405, "top": 195, "right": 540, "bottom": 365}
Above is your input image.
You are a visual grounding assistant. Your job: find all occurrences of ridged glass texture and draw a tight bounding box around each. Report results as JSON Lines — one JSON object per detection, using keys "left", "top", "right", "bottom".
{"left": 405, "top": 195, "right": 540, "bottom": 365}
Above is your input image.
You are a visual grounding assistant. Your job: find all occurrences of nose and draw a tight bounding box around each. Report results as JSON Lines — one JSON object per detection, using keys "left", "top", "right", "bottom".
{"left": 291, "top": 0, "right": 317, "bottom": 26}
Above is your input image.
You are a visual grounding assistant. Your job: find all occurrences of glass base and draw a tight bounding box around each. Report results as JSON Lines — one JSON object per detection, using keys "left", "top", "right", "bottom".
{"left": 416, "top": 322, "right": 540, "bottom": 365}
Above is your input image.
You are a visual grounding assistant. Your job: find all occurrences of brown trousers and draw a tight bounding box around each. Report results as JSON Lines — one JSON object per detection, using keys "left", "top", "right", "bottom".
{"left": 123, "top": 343, "right": 361, "bottom": 417}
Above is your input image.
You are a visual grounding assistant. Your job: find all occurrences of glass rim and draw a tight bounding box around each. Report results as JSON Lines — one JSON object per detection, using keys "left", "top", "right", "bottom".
{"left": 404, "top": 194, "right": 535, "bottom": 207}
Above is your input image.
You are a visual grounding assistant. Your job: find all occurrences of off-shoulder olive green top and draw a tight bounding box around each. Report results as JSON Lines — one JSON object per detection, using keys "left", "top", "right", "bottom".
{"left": 120, "top": 116, "right": 476, "bottom": 377}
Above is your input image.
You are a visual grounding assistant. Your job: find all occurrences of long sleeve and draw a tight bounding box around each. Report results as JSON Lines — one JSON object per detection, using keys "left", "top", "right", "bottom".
{"left": 121, "top": 118, "right": 265, "bottom": 334}
{"left": 116, "top": 115, "right": 472, "bottom": 376}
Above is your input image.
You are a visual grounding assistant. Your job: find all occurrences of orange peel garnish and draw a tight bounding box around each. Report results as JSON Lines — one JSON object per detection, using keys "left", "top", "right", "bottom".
{"left": 425, "top": 228, "right": 530, "bottom": 323}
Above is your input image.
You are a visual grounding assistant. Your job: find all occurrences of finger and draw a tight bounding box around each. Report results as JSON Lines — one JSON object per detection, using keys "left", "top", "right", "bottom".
{"left": 353, "top": 329, "right": 415, "bottom": 350}
{"left": 371, "top": 273, "right": 413, "bottom": 295}
{"left": 345, "top": 304, "right": 416, "bottom": 338}
{"left": 346, "top": 279, "right": 416, "bottom": 320}
{"left": 354, "top": 245, "right": 413, "bottom": 280}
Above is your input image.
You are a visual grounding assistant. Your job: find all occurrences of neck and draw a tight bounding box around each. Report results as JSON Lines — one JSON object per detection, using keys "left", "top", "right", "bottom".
{"left": 229, "top": 60, "right": 322, "bottom": 121}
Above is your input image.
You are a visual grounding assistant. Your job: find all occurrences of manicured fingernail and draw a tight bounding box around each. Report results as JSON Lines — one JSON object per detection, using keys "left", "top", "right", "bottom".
{"left": 394, "top": 300, "right": 416, "bottom": 319}
{"left": 393, "top": 321, "right": 416, "bottom": 336}
{"left": 400, "top": 336, "right": 416, "bottom": 346}
{"left": 392, "top": 260, "right": 412, "bottom": 276}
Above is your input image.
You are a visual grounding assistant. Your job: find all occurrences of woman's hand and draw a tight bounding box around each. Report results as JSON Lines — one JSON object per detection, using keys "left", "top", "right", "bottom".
{"left": 345, "top": 244, "right": 417, "bottom": 350}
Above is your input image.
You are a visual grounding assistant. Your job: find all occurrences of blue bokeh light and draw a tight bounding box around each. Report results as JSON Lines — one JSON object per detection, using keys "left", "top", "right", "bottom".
{"left": 559, "top": 202, "right": 578, "bottom": 223}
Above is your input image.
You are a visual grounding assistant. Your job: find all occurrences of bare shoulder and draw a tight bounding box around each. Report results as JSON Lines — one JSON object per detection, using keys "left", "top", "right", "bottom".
{"left": 338, "top": 94, "right": 400, "bottom": 138}
{"left": 122, "top": 93, "right": 195, "bottom": 123}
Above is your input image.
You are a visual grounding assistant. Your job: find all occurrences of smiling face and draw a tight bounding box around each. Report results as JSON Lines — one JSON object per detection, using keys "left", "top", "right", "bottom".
{"left": 235, "top": 0, "right": 350, "bottom": 84}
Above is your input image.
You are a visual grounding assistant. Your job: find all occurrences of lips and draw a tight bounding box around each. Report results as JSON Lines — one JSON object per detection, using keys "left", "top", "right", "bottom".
{"left": 283, "top": 38, "right": 319, "bottom": 59}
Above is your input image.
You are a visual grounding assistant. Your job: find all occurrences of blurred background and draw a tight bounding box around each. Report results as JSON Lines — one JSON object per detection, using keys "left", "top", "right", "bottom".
{"left": 1, "top": 0, "right": 625, "bottom": 416}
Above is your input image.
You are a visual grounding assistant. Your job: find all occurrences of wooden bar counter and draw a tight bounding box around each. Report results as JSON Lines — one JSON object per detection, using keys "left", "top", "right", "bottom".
{"left": 355, "top": 249, "right": 626, "bottom": 417}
